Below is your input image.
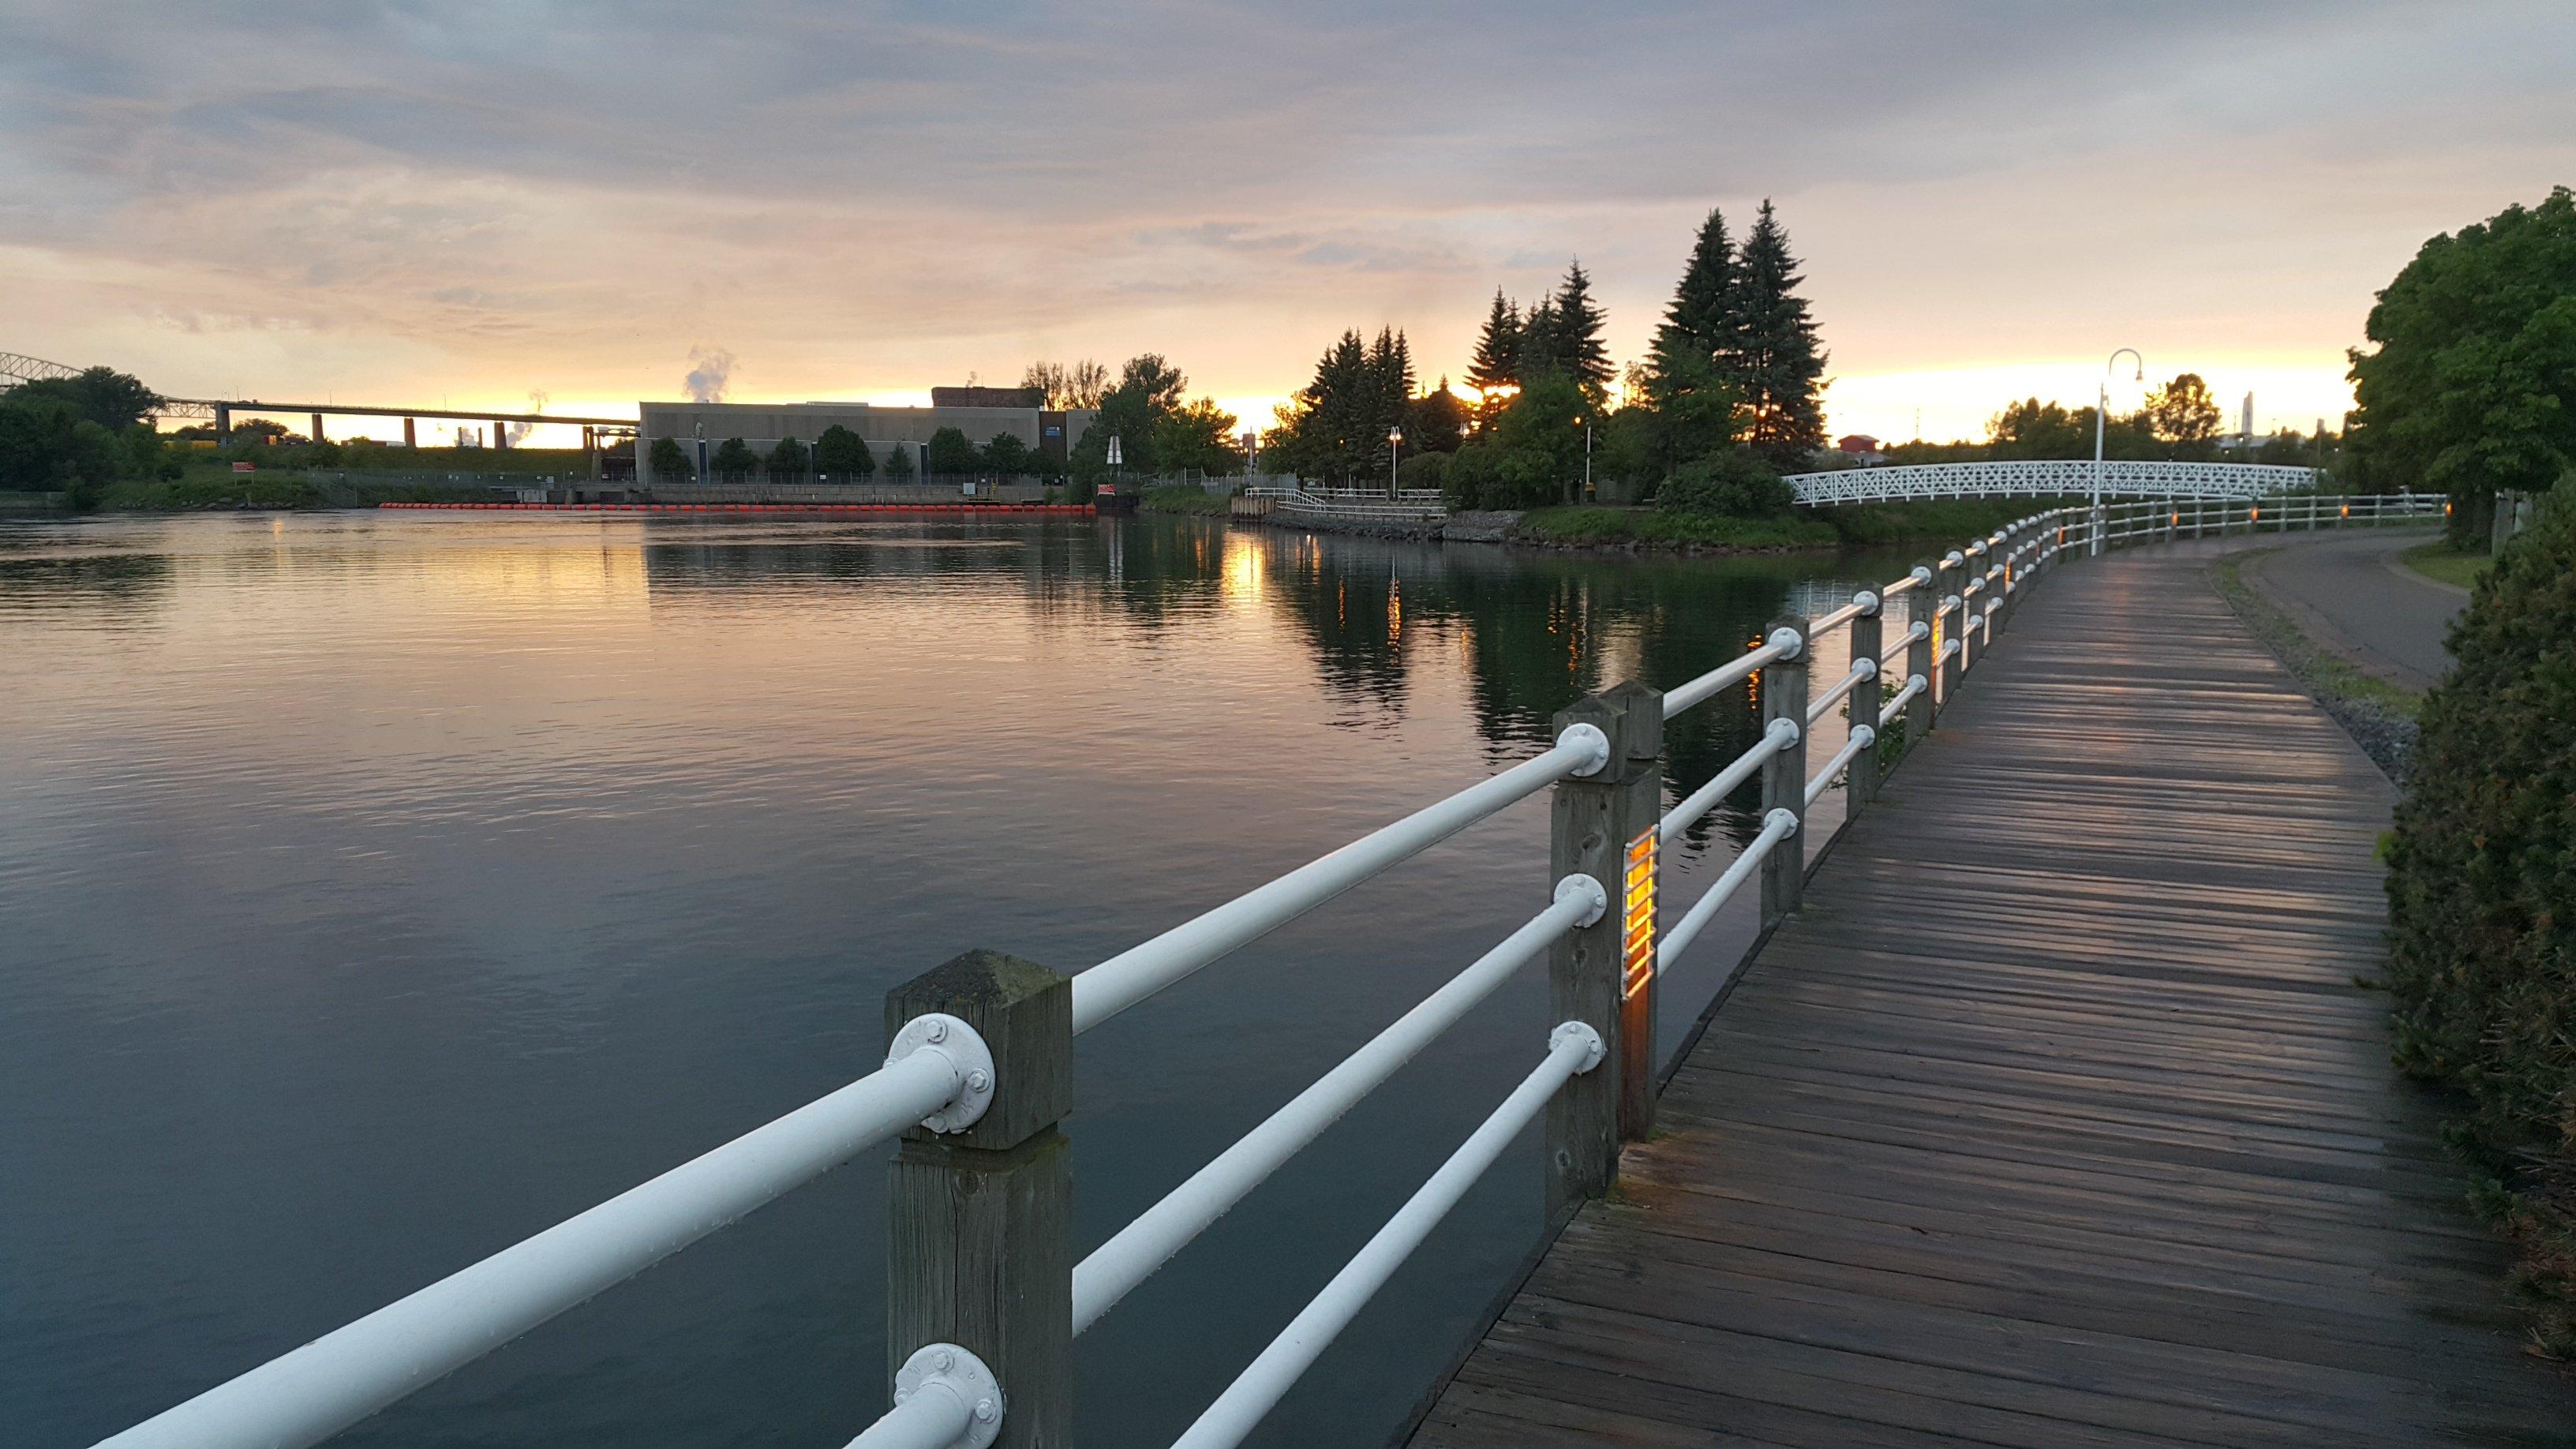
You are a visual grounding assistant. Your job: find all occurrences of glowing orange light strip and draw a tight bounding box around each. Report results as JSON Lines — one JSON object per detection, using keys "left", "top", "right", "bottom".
{"left": 1622, "top": 827, "right": 1657, "bottom": 1001}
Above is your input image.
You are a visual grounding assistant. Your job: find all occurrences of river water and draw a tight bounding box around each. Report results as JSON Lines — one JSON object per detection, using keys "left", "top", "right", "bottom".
{"left": 1, "top": 511, "right": 1904, "bottom": 1447}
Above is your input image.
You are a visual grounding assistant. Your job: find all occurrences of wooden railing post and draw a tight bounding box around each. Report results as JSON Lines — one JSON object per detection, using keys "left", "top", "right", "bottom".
{"left": 1905, "top": 564, "right": 1937, "bottom": 747}
{"left": 1848, "top": 593, "right": 1883, "bottom": 814}
{"left": 887, "top": 949, "right": 1074, "bottom": 1449}
{"left": 1934, "top": 554, "right": 1963, "bottom": 711}
{"left": 1758, "top": 618, "right": 1811, "bottom": 933}
{"left": 1545, "top": 680, "right": 1661, "bottom": 1218}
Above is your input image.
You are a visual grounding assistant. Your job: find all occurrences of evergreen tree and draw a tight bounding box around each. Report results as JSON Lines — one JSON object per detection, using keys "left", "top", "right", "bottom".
{"left": 1366, "top": 327, "right": 1416, "bottom": 470}
{"left": 1649, "top": 207, "right": 1741, "bottom": 391}
{"left": 1515, "top": 296, "right": 1560, "bottom": 384}
{"left": 1466, "top": 290, "right": 1522, "bottom": 401}
{"left": 1552, "top": 260, "right": 1613, "bottom": 399}
{"left": 1733, "top": 200, "right": 1829, "bottom": 463}
{"left": 1409, "top": 377, "right": 1473, "bottom": 452}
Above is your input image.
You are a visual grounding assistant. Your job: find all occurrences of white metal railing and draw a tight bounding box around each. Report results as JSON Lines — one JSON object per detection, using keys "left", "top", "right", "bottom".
{"left": 1782, "top": 458, "right": 2316, "bottom": 507}
{"left": 97, "top": 1039, "right": 992, "bottom": 1449}
{"left": 92, "top": 485, "right": 2451, "bottom": 1449}
{"left": 1166, "top": 1023, "right": 1603, "bottom": 1449}
{"left": 1070, "top": 878, "right": 1604, "bottom": 1332}
{"left": 1068, "top": 725, "right": 1609, "bottom": 1032}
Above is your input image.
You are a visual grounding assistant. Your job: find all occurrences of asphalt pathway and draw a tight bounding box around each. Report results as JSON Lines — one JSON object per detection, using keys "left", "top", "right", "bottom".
{"left": 2240, "top": 527, "right": 2465, "bottom": 692}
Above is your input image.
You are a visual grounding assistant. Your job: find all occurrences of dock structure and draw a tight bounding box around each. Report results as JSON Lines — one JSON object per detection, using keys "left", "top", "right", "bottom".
{"left": 1411, "top": 543, "right": 2570, "bottom": 1447}
{"left": 95, "top": 493, "right": 2567, "bottom": 1449}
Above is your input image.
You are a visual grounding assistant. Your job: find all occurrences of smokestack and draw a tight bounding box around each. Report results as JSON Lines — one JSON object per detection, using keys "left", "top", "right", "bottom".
{"left": 2241, "top": 392, "right": 2254, "bottom": 447}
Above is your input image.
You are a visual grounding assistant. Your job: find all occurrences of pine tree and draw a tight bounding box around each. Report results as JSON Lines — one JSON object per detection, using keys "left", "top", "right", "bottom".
{"left": 1734, "top": 200, "right": 1828, "bottom": 463}
{"left": 1466, "top": 290, "right": 1522, "bottom": 401}
{"left": 1552, "top": 260, "right": 1613, "bottom": 399}
{"left": 1515, "top": 296, "right": 1560, "bottom": 384}
{"left": 1649, "top": 207, "right": 1740, "bottom": 388}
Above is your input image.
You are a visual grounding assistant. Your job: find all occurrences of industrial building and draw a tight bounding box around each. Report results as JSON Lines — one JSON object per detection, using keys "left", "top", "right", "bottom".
{"left": 634, "top": 394, "right": 1095, "bottom": 479}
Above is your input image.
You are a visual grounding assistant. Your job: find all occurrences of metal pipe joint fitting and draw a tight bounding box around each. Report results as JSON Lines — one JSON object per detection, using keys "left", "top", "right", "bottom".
{"left": 884, "top": 1014, "right": 997, "bottom": 1135}
{"left": 1557, "top": 721, "right": 1612, "bottom": 777}
{"left": 1552, "top": 873, "right": 1609, "bottom": 929}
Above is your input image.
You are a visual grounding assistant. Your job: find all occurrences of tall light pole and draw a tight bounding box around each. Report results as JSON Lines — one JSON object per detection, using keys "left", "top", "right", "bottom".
{"left": 1387, "top": 425, "right": 1403, "bottom": 498}
{"left": 2093, "top": 348, "right": 2142, "bottom": 556}
{"left": 1576, "top": 414, "right": 1593, "bottom": 500}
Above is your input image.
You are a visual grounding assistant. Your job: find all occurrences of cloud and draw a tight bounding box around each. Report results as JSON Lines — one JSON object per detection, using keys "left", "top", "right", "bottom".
{"left": 0, "top": 0, "right": 2567, "bottom": 423}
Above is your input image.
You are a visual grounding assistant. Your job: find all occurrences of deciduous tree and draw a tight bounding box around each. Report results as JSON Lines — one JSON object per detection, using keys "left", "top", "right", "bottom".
{"left": 814, "top": 424, "right": 874, "bottom": 477}
{"left": 927, "top": 426, "right": 981, "bottom": 475}
{"left": 711, "top": 436, "right": 758, "bottom": 481}
{"left": 982, "top": 431, "right": 1031, "bottom": 479}
{"left": 2347, "top": 187, "right": 2576, "bottom": 534}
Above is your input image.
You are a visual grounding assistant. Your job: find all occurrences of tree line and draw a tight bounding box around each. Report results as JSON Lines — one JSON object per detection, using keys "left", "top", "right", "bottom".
{"left": 1263, "top": 199, "right": 1831, "bottom": 518}
{"left": 0, "top": 367, "right": 182, "bottom": 507}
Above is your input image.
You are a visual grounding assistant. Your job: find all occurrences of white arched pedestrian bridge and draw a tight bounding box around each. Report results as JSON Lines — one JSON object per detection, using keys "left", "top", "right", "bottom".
{"left": 1784, "top": 459, "right": 2317, "bottom": 507}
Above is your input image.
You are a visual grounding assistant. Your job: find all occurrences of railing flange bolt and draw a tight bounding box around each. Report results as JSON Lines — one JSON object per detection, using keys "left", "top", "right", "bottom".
{"left": 893, "top": 1341, "right": 1006, "bottom": 1449}
{"left": 1559, "top": 721, "right": 1613, "bottom": 777}
{"left": 885, "top": 1013, "right": 998, "bottom": 1134}
{"left": 1554, "top": 873, "right": 1611, "bottom": 928}
{"left": 1550, "top": 1020, "right": 1608, "bottom": 1073}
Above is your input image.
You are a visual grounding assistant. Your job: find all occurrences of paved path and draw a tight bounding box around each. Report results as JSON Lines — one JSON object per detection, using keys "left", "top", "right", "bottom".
{"left": 2241, "top": 528, "right": 2465, "bottom": 692}
{"left": 1411, "top": 544, "right": 2571, "bottom": 1447}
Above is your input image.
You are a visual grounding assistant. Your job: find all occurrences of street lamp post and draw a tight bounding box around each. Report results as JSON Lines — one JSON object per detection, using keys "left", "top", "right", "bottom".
{"left": 2093, "top": 349, "right": 2143, "bottom": 556}
{"left": 1387, "top": 425, "right": 1403, "bottom": 498}
{"left": 1576, "top": 415, "right": 1593, "bottom": 500}
{"left": 693, "top": 420, "right": 707, "bottom": 482}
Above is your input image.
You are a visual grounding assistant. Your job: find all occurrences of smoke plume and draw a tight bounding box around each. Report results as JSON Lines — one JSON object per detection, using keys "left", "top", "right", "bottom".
{"left": 504, "top": 390, "right": 549, "bottom": 446}
{"left": 684, "top": 346, "right": 735, "bottom": 403}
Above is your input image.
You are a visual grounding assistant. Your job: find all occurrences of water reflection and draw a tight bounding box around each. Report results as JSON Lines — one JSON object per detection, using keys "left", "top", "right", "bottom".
{"left": 0, "top": 511, "right": 1909, "bottom": 1449}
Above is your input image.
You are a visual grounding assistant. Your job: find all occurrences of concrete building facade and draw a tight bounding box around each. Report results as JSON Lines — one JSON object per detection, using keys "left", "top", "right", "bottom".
{"left": 635, "top": 399, "right": 1095, "bottom": 479}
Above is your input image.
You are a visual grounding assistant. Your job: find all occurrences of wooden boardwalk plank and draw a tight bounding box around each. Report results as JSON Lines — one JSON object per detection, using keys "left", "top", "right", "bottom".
{"left": 1410, "top": 548, "right": 2575, "bottom": 1447}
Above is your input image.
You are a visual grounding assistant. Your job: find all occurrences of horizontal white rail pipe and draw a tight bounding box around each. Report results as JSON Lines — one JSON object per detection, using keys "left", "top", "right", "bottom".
{"left": 1663, "top": 633, "right": 1795, "bottom": 718}
{"left": 1878, "top": 676, "right": 1926, "bottom": 730}
{"left": 1072, "top": 882, "right": 1598, "bottom": 1332}
{"left": 1805, "top": 726, "right": 1876, "bottom": 809}
{"left": 846, "top": 1387, "right": 974, "bottom": 1449}
{"left": 1657, "top": 808, "right": 1798, "bottom": 969}
{"left": 1805, "top": 658, "right": 1875, "bottom": 725}
{"left": 1809, "top": 600, "right": 1864, "bottom": 636}
{"left": 1938, "top": 638, "right": 1960, "bottom": 663}
{"left": 1881, "top": 567, "right": 1930, "bottom": 598}
{"left": 1166, "top": 1025, "right": 1603, "bottom": 1449}
{"left": 1881, "top": 623, "right": 1924, "bottom": 668}
{"left": 1660, "top": 718, "right": 1796, "bottom": 846}
{"left": 1069, "top": 725, "right": 1608, "bottom": 1034}
{"left": 97, "top": 1048, "right": 969, "bottom": 1449}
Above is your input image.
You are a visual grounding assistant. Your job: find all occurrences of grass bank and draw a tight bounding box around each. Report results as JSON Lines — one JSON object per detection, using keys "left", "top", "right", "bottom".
{"left": 2211, "top": 548, "right": 2421, "bottom": 779}
{"left": 96, "top": 466, "right": 494, "bottom": 511}
{"left": 1513, "top": 496, "right": 2058, "bottom": 552}
{"left": 1518, "top": 507, "right": 1837, "bottom": 549}
{"left": 1141, "top": 485, "right": 1230, "bottom": 516}
{"left": 2402, "top": 539, "right": 2490, "bottom": 590}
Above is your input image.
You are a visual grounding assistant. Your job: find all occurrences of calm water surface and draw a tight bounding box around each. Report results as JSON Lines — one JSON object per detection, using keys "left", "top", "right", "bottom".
{"left": 1, "top": 511, "right": 1904, "bottom": 1447}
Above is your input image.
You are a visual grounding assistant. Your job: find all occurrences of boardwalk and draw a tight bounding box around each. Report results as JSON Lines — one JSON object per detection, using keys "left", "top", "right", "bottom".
{"left": 1413, "top": 543, "right": 2574, "bottom": 1447}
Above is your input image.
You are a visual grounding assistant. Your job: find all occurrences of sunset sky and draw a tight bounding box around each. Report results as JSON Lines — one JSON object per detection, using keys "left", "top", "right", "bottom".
{"left": 3, "top": 2, "right": 2570, "bottom": 447}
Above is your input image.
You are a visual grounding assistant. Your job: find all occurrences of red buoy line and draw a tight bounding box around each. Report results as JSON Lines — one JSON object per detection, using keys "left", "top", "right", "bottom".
{"left": 376, "top": 502, "right": 1099, "bottom": 515}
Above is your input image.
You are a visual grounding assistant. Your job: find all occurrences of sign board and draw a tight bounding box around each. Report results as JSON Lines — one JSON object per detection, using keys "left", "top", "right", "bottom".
{"left": 1106, "top": 435, "right": 1123, "bottom": 466}
{"left": 231, "top": 461, "right": 255, "bottom": 474}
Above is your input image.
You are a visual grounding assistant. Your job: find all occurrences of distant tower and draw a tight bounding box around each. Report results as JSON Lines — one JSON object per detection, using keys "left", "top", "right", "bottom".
{"left": 2241, "top": 392, "right": 2255, "bottom": 447}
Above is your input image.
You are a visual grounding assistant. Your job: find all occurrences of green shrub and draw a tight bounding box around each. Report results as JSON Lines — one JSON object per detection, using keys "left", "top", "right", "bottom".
{"left": 2385, "top": 480, "right": 2576, "bottom": 1354}
{"left": 1657, "top": 450, "right": 1789, "bottom": 516}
